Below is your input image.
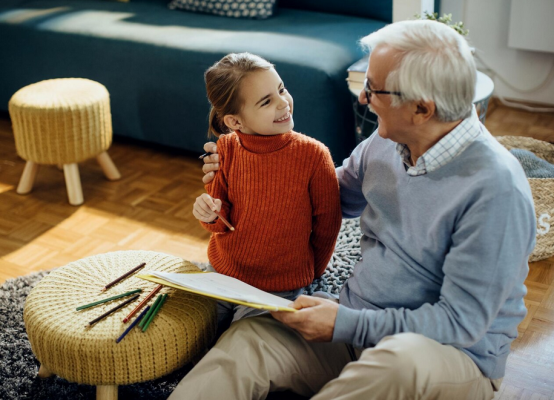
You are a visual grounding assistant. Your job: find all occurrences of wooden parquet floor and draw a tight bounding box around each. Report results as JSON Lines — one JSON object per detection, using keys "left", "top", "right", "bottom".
{"left": 0, "top": 114, "right": 211, "bottom": 282}
{"left": 485, "top": 102, "right": 554, "bottom": 400}
{"left": 1, "top": 103, "right": 554, "bottom": 399}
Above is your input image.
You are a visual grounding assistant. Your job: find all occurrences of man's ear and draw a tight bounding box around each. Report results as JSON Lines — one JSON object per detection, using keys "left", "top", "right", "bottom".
{"left": 413, "top": 100, "right": 435, "bottom": 125}
{"left": 223, "top": 115, "right": 242, "bottom": 131}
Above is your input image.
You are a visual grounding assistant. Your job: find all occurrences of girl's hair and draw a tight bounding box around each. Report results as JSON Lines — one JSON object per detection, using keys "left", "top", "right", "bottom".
{"left": 360, "top": 20, "right": 476, "bottom": 122}
{"left": 205, "top": 53, "right": 274, "bottom": 137}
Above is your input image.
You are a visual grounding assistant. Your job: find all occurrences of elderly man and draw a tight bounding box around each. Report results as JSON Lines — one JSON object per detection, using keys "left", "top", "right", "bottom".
{"left": 169, "top": 20, "right": 535, "bottom": 400}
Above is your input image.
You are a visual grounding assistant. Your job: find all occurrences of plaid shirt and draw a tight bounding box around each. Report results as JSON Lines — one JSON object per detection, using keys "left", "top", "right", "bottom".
{"left": 396, "top": 107, "right": 481, "bottom": 176}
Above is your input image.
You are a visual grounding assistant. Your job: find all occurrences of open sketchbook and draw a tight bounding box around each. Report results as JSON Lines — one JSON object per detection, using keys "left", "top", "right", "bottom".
{"left": 137, "top": 271, "right": 297, "bottom": 312}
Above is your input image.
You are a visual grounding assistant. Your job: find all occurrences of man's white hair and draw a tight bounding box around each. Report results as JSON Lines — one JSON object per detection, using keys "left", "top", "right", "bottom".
{"left": 361, "top": 20, "right": 476, "bottom": 122}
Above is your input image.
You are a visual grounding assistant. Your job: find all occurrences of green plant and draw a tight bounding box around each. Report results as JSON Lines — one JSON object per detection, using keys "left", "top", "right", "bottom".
{"left": 414, "top": 12, "right": 469, "bottom": 36}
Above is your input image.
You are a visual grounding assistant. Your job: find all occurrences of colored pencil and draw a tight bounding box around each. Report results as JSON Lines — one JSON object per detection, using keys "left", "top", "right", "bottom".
{"left": 139, "top": 294, "right": 163, "bottom": 328}
{"left": 213, "top": 210, "right": 235, "bottom": 231}
{"left": 100, "top": 262, "right": 146, "bottom": 292}
{"left": 142, "top": 294, "right": 168, "bottom": 333}
{"left": 122, "top": 284, "right": 163, "bottom": 323}
{"left": 116, "top": 306, "right": 151, "bottom": 343}
{"left": 85, "top": 294, "right": 140, "bottom": 327}
{"left": 76, "top": 289, "right": 142, "bottom": 311}
{"left": 198, "top": 152, "right": 212, "bottom": 160}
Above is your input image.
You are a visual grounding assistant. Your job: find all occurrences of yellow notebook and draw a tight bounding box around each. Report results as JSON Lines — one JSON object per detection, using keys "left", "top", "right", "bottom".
{"left": 137, "top": 271, "right": 297, "bottom": 312}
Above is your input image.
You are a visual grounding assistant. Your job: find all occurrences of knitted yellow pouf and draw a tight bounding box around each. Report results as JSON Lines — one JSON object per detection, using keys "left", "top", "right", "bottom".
{"left": 23, "top": 251, "right": 217, "bottom": 400}
{"left": 9, "top": 78, "right": 121, "bottom": 205}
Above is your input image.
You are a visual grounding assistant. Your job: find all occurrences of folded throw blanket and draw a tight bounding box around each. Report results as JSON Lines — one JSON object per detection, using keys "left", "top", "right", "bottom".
{"left": 510, "top": 148, "right": 554, "bottom": 179}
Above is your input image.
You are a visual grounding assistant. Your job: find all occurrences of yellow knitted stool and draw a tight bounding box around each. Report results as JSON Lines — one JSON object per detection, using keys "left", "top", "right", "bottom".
{"left": 23, "top": 251, "right": 217, "bottom": 400}
{"left": 9, "top": 78, "right": 121, "bottom": 205}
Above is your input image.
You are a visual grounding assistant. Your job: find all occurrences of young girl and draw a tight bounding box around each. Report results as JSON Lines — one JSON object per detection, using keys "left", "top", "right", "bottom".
{"left": 193, "top": 52, "right": 341, "bottom": 333}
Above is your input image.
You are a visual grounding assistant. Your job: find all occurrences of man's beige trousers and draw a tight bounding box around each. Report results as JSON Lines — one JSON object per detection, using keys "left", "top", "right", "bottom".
{"left": 169, "top": 316, "right": 501, "bottom": 400}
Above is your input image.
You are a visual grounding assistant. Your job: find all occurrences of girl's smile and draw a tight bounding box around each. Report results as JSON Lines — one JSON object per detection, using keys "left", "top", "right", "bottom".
{"left": 225, "top": 68, "right": 294, "bottom": 136}
{"left": 274, "top": 111, "right": 291, "bottom": 123}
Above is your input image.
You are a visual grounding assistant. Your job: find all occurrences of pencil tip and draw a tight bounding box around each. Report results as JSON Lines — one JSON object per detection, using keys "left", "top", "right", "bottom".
{"left": 100, "top": 288, "right": 106, "bottom": 292}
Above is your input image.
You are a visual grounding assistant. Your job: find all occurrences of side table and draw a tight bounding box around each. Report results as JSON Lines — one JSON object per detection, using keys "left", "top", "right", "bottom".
{"left": 473, "top": 71, "right": 495, "bottom": 124}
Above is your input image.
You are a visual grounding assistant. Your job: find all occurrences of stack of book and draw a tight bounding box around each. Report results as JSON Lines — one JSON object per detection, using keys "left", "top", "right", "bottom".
{"left": 346, "top": 56, "right": 368, "bottom": 94}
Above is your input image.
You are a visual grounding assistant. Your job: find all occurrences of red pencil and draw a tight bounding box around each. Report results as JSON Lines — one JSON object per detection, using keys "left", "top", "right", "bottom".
{"left": 101, "top": 262, "right": 146, "bottom": 292}
{"left": 122, "top": 284, "right": 163, "bottom": 323}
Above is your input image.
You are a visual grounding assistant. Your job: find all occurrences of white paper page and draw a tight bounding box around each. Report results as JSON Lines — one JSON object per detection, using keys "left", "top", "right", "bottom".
{"left": 145, "top": 271, "right": 294, "bottom": 308}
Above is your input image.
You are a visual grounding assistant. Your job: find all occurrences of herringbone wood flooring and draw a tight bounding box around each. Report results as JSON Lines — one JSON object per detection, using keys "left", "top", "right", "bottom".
{"left": 1, "top": 103, "right": 553, "bottom": 399}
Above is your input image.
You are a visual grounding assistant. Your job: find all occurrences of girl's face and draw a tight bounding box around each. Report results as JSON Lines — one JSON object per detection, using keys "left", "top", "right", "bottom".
{"left": 230, "top": 68, "right": 294, "bottom": 136}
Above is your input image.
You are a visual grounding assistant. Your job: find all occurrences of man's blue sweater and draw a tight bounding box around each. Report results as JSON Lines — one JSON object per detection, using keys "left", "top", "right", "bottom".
{"left": 333, "top": 125, "right": 536, "bottom": 379}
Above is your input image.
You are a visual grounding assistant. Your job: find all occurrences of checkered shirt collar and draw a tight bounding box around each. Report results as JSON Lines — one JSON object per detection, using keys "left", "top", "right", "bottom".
{"left": 395, "top": 106, "right": 481, "bottom": 176}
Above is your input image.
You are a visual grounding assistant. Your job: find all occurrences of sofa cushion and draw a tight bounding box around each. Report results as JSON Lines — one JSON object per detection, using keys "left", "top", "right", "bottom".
{"left": 168, "top": 0, "right": 277, "bottom": 19}
{"left": 278, "top": 0, "right": 392, "bottom": 23}
{"left": 0, "top": 0, "right": 387, "bottom": 161}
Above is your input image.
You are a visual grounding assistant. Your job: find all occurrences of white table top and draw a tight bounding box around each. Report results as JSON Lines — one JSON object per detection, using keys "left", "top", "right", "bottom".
{"left": 474, "top": 71, "right": 495, "bottom": 103}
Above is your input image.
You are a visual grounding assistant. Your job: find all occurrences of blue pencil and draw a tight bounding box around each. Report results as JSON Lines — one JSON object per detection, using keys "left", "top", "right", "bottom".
{"left": 116, "top": 306, "right": 151, "bottom": 344}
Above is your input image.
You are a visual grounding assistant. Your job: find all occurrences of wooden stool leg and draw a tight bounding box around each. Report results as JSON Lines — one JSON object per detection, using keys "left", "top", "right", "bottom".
{"left": 63, "top": 163, "right": 84, "bottom": 206}
{"left": 96, "top": 151, "right": 121, "bottom": 181}
{"left": 17, "top": 161, "right": 39, "bottom": 194}
{"left": 37, "top": 364, "right": 54, "bottom": 378}
{"left": 97, "top": 385, "right": 118, "bottom": 400}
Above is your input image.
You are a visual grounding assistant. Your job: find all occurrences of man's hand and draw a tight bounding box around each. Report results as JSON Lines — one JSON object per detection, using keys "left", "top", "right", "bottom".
{"left": 202, "top": 142, "right": 220, "bottom": 184}
{"left": 270, "top": 295, "right": 339, "bottom": 342}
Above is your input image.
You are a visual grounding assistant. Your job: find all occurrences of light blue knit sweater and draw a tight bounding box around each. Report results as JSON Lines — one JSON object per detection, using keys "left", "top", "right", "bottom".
{"left": 333, "top": 127, "right": 536, "bottom": 380}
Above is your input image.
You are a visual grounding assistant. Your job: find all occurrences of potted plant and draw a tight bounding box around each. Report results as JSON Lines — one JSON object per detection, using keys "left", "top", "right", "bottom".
{"left": 414, "top": 12, "right": 469, "bottom": 37}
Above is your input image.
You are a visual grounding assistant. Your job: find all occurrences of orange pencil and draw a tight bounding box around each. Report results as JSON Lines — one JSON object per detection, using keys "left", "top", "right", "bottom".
{"left": 122, "top": 284, "right": 163, "bottom": 323}
{"left": 214, "top": 210, "right": 235, "bottom": 231}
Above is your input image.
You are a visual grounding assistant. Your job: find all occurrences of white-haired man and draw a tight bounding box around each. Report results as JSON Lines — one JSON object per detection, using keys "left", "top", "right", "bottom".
{"left": 170, "top": 20, "right": 536, "bottom": 400}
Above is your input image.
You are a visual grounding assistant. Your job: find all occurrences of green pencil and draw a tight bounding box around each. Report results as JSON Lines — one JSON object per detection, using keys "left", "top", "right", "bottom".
{"left": 76, "top": 289, "right": 142, "bottom": 311}
{"left": 142, "top": 294, "right": 167, "bottom": 332}
{"left": 139, "top": 294, "right": 163, "bottom": 328}
{"left": 141, "top": 294, "right": 165, "bottom": 331}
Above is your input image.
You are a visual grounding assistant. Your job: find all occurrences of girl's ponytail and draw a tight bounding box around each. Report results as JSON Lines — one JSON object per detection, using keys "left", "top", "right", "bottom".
{"left": 208, "top": 107, "right": 229, "bottom": 137}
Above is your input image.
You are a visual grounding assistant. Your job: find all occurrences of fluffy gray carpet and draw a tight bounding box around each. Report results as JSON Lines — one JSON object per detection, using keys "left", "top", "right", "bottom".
{"left": 0, "top": 218, "right": 361, "bottom": 400}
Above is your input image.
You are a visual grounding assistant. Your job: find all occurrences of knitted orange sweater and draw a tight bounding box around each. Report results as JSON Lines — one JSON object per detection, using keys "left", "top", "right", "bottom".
{"left": 201, "top": 130, "right": 342, "bottom": 292}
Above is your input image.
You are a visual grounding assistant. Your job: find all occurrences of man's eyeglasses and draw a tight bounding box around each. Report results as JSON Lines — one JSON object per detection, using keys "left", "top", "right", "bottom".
{"left": 363, "top": 78, "right": 402, "bottom": 103}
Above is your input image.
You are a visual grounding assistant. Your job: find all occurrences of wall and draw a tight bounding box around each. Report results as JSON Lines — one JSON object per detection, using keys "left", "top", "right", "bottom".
{"left": 442, "top": 0, "right": 554, "bottom": 106}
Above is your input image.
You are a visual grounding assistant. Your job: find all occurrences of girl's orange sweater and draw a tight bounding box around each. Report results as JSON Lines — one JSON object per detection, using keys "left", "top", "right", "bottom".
{"left": 201, "top": 130, "right": 342, "bottom": 292}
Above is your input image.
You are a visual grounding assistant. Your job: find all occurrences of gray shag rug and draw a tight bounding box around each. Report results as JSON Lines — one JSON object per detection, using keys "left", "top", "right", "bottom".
{"left": 0, "top": 219, "right": 361, "bottom": 400}
{"left": 510, "top": 148, "right": 554, "bottom": 178}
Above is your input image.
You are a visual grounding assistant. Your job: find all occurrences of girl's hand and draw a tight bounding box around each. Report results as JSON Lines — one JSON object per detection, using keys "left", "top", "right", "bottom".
{"left": 193, "top": 193, "right": 222, "bottom": 223}
{"left": 202, "top": 142, "right": 220, "bottom": 184}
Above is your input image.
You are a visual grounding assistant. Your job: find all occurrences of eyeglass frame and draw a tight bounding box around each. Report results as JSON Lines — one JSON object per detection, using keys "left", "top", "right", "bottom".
{"left": 363, "top": 78, "right": 402, "bottom": 104}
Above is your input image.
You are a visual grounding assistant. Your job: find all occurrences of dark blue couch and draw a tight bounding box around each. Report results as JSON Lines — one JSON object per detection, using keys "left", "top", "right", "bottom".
{"left": 0, "top": 0, "right": 391, "bottom": 162}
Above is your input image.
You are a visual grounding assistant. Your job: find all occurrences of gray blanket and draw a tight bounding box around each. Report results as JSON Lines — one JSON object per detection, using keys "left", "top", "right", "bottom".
{"left": 510, "top": 148, "right": 554, "bottom": 178}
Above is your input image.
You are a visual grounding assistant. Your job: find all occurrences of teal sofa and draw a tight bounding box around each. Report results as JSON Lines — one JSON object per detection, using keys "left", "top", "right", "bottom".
{"left": 0, "top": 0, "right": 391, "bottom": 162}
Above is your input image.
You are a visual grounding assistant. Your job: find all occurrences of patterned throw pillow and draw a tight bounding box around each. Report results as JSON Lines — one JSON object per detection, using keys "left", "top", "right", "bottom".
{"left": 168, "top": 0, "right": 277, "bottom": 19}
